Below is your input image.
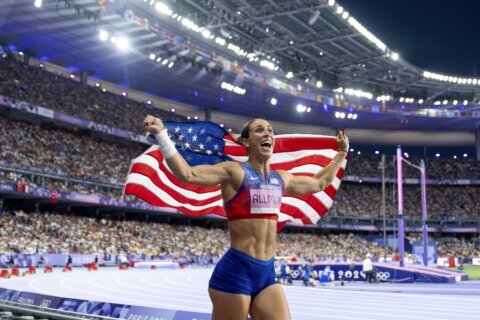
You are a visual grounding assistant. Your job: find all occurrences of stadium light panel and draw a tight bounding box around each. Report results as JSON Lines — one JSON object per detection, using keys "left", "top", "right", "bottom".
{"left": 435, "top": 153, "right": 440, "bottom": 158}
{"left": 391, "top": 52, "right": 399, "bottom": 61}
{"left": 442, "top": 100, "right": 448, "bottom": 105}
{"left": 453, "top": 100, "right": 458, "bottom": 105}
{"left": 270, "top": 97, "right": 277, "bottom": 106}
{"left": 418, "top": 99, "right": 424, "bottom": 104}
{"left": 149, "top": 53, "right": 156, "bottom": 60}
{"left": 352, "top": 114, "right": 358, "bottom": 120}
{"left": 168, "top": 61, "right": 174, "bottom": 68}
{"left": 116, "top": 37, "right": 129, "bottom": 50}
{"left": 463, "top": 153, "right": 468, "bottom": 158}
{"left": 316, "top": 81, "right": 323, "bottom": 88}
{"left": 306, "top": 107, "right": 311, "bottom": 112}
{"left": 34, "top": 0, "right": 42, "bottom": 8}
{"left": 328, "top": 0, "right": 335, "bottom": 6}
{"left": 336, "top": 6, "right": 344, "bottom": 14}
{"left": 463, "top": 100, "right": 468, "bottom": 105}
{"left": 342, "top": 11, "right": 349, "bottom": 20}
{"left": 99, "top": 29, "right": 109, "bottom": 41}
{"left": 286, "top": 72, "right": 293, "bottom": 79}
{"left": 375, "top": 151, "right": 379, "bottom": 155}
{"left": 170, "top": 108, "right": 176, "bottom": 112}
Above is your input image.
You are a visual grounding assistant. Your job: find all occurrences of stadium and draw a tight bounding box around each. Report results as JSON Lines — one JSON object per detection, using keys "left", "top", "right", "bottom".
{"left": 0, "top": 0, "right": 479, "bottom": 319}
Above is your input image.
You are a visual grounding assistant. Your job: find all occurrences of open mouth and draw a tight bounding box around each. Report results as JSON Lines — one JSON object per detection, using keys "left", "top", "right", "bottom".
{"left": 260, "top": 141, "right": 272, "bottom": 151}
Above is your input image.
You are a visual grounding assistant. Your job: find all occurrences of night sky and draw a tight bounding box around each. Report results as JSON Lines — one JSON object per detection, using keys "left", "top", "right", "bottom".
{"left": 338, "top": 0, "right": 480, "bottom": 76}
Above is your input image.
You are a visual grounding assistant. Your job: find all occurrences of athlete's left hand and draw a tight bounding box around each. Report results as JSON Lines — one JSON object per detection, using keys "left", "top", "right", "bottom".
{"left": 336, "top": 129, "right": 349, "bottom": 153}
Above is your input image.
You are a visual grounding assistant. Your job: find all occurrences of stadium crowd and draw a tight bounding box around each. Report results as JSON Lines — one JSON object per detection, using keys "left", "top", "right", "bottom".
{"left": 1, "top": 210, "right": 478, "bottom": 262}
{"left": 330, "top": 183, "right": 478, "bottom": 220}
{"left": 0, "top": 57, "right": 186, "bottom": 134}
{"left": 346, "top": 152, "right": 480, "bottom": 180}
{"left": 0, "top": 116, "right": 141, "bottom": 185}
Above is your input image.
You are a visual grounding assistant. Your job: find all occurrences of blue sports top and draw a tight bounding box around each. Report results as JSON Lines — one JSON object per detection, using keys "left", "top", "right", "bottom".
{"left": 224, "top": 162, "right": 285, "bottom": 221}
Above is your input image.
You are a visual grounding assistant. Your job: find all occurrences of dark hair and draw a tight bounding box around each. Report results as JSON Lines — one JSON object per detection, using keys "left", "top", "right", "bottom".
{"left": 240, "top": 119, "right": 257, "bottom": 140}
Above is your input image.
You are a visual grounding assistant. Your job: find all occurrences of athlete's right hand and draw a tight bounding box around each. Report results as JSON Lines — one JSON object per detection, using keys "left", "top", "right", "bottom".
{"left": 143, "top": 115, "right": 165, "bottom": 134}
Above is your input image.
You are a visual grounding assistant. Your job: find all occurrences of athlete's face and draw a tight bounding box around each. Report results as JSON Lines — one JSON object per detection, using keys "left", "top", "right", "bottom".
{"left": 244, "top": 119, "right": 275, "bottom": 158}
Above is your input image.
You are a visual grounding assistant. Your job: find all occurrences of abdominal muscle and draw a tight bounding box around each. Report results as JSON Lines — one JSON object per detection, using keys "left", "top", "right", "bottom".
{"left": 228, "top": 219, "right": 277, "bottom": 261}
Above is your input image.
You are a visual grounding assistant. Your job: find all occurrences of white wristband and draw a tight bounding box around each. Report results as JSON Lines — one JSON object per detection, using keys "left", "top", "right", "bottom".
{"left": 156, "top": 130, "right": 177, "bottom": 159}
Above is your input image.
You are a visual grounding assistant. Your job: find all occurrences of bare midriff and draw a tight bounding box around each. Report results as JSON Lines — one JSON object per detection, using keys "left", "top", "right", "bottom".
{"left": 228, "top": 219, "right": 277, "bottom": 261}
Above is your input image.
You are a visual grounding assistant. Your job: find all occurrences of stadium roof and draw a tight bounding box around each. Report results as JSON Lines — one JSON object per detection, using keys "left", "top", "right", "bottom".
{"left": 0, "top": 0, "right": 479, "bottom": 143}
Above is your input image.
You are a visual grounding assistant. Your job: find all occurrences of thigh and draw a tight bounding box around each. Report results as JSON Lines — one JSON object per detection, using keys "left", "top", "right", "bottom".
{"left": 249, "top": 284, "right": 291, "bottom": 320}
{"left": 208, "top": 288, "right": 250, "bottom": 320}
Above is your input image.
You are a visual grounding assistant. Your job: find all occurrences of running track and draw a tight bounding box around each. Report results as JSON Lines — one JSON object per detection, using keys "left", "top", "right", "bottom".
{"left": 1, "top": 268, "right": 479, "bottom": 320}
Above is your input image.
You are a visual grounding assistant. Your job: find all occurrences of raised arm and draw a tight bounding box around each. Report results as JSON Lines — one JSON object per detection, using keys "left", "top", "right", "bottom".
{"left": 278, "top": 129, "right": 349, "bottom": 196}
{"left": 143, "top": 115, "right": 232, "bottom": 187}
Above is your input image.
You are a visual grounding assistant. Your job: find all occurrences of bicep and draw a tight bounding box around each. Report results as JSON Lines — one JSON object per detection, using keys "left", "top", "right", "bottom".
{"left": 188, "top": 163, "right": 232, "bottom": 187}
{"left": 165, "top": 153, "right": 231, "bottom": 187}
{"left": 279, "top": 170, "right": 324, "bottom": 196}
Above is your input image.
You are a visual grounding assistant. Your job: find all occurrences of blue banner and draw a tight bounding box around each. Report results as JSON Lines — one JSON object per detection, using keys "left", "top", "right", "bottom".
{"left": 0, "top": 288, "right": 211, "bottom": 319}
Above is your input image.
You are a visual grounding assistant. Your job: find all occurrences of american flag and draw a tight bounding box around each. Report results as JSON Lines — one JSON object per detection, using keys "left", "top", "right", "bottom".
{"left": 124, "top": 121, "right": 346, "bottom": 228}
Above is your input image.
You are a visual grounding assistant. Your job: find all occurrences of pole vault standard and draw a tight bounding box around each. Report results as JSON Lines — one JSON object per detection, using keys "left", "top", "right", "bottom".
{"left": 396, "top": 146, "right": 429, "bottom": 267}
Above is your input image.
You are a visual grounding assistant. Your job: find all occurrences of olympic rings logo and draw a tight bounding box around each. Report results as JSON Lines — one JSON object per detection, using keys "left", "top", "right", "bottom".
{"left": 291, "top": 270, "right": 301, "bottom": 278}
{"left": 376, "top": 272, "right": 390, "bottom": 281}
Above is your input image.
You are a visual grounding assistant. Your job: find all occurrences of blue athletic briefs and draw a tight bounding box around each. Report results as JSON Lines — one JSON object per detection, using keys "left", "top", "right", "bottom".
{"left": 208, "top": 247, "right": 277, "bottom": 297}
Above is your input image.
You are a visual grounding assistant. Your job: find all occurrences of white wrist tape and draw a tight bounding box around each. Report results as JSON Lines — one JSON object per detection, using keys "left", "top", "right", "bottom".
{"left": 155, "top": 130, "right": 177, "bottom": 159}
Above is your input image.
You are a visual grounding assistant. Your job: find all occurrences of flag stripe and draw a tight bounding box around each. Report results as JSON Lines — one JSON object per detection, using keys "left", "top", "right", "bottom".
{"left": 144, "top": 150, "right": 221, "bottom": 193}
{"left": 125, "top": 183, "right": 226, "bottom": 216}
{"left": 126, "top": 174, "right": 225, "bottom": 214}
{"left": 128, "top": 163, "right": 223, "bottom": 205}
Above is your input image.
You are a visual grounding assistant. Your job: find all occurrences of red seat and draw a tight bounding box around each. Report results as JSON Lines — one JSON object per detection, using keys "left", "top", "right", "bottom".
{"left": 1, "top": 269, "right": 9, "bottom": 278}
{"left": 28, "top": 266, "right": 36, "bottom": 274}
{"left": 11, "top": 268, "right": 20, "bottom": 276}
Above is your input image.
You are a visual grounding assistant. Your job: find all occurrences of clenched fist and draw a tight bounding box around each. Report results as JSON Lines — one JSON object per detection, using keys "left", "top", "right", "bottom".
{"left": 143, "top": 115, "right": 165, "bottom": 134}
{"left": 336, "top": 129, "right": 349, "bottom": 153}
